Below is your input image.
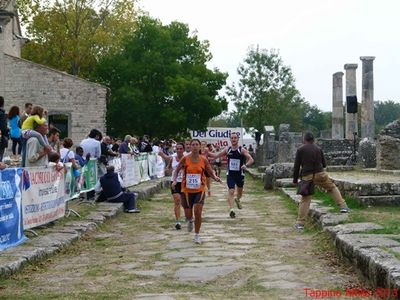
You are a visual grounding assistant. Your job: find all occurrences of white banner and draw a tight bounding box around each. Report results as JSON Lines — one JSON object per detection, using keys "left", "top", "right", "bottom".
{"left": 120, "top": 154, "right": 139, "bottom": 187}
{"left": 136, "top": 154, "right": 150, "bottom": 182}
{"left": 108, "top": 157, "right": 121, "bottom": 174}
{"left": 22, "top": 167, "right": 66, "bottom": 230}
{"left": 191, "top": 127, "right": 243, "bottom": 148}
{"left": 148, "top": 154, "right": 157, "bottom": 178}
{"left": 155, "top": 155, "right": 165, "bottom": 178}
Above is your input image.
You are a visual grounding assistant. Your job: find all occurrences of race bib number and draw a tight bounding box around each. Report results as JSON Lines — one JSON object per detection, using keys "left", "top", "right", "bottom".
{"left": 186, "top": 173, "right": 201, "bottom": 189}
{"left": 229, "top": 159, "right": 241, "bottom": 171}
{"left": 176, "top": 170, "right": 183, "bottom": 182}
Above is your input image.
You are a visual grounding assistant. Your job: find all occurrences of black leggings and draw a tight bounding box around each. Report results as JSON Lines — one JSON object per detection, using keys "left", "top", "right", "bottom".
{"left": 11, "top": 137, "right": 22, "bottom": 155}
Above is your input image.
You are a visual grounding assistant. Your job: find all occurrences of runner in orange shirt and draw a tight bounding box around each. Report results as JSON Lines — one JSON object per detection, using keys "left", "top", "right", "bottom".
{"left": 172, "top": 139, "right": 221, "bottom": 244}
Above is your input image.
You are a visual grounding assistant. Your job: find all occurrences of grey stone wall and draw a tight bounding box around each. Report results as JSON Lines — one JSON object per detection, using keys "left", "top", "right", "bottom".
{"left": 358, "top": 138, "right": 376, "bottom": 168}
{"left": 277, "top": 124, "right": 303, "bottom": 163}
{"left": 377, "top": 120, "right": 400, "bottom": 170}
{"left": 316, "top": 139, "right": 354, "bottom": 165}
{"left": 255, "top": 126, "right": 277, "bottom": 166}
{"left": 2, "top": 55, "right": 107, "bottom": 143}
{"left": 0, "top": 1, "right": 23, "bottom": 58}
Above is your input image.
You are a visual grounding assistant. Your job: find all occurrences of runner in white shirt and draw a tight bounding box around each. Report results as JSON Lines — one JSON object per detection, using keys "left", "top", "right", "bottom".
{"left": 160, "top": 142, "right": 185, "bottom": 230}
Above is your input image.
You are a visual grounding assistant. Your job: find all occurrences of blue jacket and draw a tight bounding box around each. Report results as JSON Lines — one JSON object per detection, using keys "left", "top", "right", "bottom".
{"left": 99, "top": 172, "right": 122, "bottom": 200}
{"left": 9, "top": 115, "right": 21, "bottom": 138}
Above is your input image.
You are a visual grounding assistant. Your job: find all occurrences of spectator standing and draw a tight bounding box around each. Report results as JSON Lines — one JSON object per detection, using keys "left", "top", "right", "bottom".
{"left": 0, "top": 96, "right": 8, "bottom": 161}
{"left": 101, "top": 136, "right": 118, "bottom": 161}
{"left": 21, "top": 105, "right": 49, "bottom": 148}
{"left": 292, "top": 132, "right": 350, "bottom": 230}
{"left": 60, "top": 138, "right": 80, "bottom": 170}
{"left": 20, "top": 105, "right": 51, "bottom": 166}
{"left": 80, "top": 129, "right": 102, "bottom": 159}
{"left": 8, "top": 106, "right": 22, "bottom": 158}
{"left": 248, "top": 144, "right": 254, "bottom": 154}
{"left": 139, "top": 134, "right": 152, "bottom": 152}
{"left": 80, "top": 129, "right": 102, "bottom": 199}
{"left": 48, "top": 127, "right": 61, "bottom": 152}
{"left": 75, "top": 146, "right": 86, "bottom": 167}
{"left": 118, "top": 135, "right": 132, "bottom": 154}
{"left": 130, "top": 137, "right": 140, "bottom": 155}
{"left": 25, "top": 122, "right": 51, "bottom": 167}
{"left": 20, "top": 102, "right": 33, "bottom": 125}
{"left": 111, "top": 138, "right": 121, "bottom": 153}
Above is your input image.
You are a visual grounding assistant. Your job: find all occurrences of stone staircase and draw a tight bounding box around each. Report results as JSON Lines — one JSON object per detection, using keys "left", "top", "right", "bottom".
{"left": 331, "top": 176, "right": 400, "bottom": 206}
{"left": 324, "top": 150, "right": 353, "bottom": 165}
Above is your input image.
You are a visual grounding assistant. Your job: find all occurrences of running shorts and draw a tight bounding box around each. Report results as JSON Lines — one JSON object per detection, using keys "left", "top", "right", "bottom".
{"left": 227, "top": 174, "right": 245, "bottom": 189}
{"left": 171, "top": 182, "right": 182, "bottom": 194}
{"left": 181, "top": 192, "right": 205, "bottom": 209}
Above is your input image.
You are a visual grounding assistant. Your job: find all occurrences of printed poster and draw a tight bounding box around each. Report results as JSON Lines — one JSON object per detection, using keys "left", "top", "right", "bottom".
{"left": 0, "top": 168, "right": 27, "bottom": 251}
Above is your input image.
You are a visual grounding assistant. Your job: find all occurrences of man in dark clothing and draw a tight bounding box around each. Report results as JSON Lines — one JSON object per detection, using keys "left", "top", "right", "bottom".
{"left": 101, "top": 136, "right": 118, "bottom": 160}
{"left": 139, "top": 135, "right": 152, "bottom": 153}
{"left": 292, "top": 132, "right": 349, "bottom": 230}
{"left": 0, "top": 96, "right": 8, "bottom": 161}
{"left": 94, "top": 165, "right": 140, "bottom": 213}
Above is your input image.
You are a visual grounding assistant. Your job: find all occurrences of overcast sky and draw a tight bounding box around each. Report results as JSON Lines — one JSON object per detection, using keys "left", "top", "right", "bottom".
{"left": 139, "top": 0, "right": 400, "bottom": 112}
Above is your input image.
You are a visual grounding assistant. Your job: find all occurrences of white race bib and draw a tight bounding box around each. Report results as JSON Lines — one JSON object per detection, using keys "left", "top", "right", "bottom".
{"left": 176, "top": 170, "right": 183, "bottom": 182}
{"left": 186, "top": 173, "right": 201, "bottom": 189}
{"left": 229, "top": 159, "right": 241, "bottom": 171}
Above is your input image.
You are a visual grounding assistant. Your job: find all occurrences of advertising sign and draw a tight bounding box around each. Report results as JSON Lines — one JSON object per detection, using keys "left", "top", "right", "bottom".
{"left": 0, "top": 168, "right": 26, "bottom": 251}
{"left": 22, "top": 167, "right": 65, "bottom": 229}
{"left": 191, "top": 127, "right": 243, "bottom": 148}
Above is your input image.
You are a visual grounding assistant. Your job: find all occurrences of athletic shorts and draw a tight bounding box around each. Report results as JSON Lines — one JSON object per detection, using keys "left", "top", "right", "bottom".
{"left": 227, "top": 174, "right": 245, "bottom": 189}
{"left": 214, "top": 161, "right": 221, "bottom": 167}
{"left": 204, "top": 170, "right": 210, "bottom": 178}
{"left": 181, "top": 192, "right": 205, "bottom": 209}
{"left": 171, "top": 182, "right": 182, "bottom": 194}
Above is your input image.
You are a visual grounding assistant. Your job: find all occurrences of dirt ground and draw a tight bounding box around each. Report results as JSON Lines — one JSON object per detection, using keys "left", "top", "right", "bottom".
{"left": 0, "top": 177, "right": 368, "bottom": 300}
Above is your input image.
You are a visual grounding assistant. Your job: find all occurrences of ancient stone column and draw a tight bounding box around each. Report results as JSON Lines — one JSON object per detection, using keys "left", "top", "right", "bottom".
{"left": 332, "top": 72, "right": 344, "bottom": 139}
{"left": 344, "top": 64, "right": 358, "bottom": 140}
{"left": 360, "top": 56, "right": 375, "bottom": 139}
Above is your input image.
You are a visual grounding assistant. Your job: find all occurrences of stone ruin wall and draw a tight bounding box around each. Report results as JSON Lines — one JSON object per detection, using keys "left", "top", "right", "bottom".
{"left": 2, "top": 55, "right": 108, "bottom": 143}
{"left": 377, "top": 120, "right": 400, "bottom": 170}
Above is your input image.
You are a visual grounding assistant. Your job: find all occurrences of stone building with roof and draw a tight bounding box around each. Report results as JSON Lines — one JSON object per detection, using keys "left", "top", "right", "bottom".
{"left": 0, "top": 0, "right": 107, "bottom": 143}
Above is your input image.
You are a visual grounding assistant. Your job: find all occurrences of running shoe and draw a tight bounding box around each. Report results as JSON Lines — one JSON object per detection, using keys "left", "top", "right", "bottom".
{"left": 229, "top": 209, "right": 236, "bottom": 218}
{"left": 293, "top": 223, "right": 304, "bottom": 230}
{"left": 175, "top": 222, "right": 181, "bottom": 230}
{"left": 187, "top": 220, "right": 194, "bottom": 232}
{"left": 340, "top": 207, "right": 351, "bottom": 213}
{"left": 193, "top": 234, "right": 201, "bottom": 244}
{"left": 127, "top": 209, "right": 141, "bottom": 213}
{"left": 234, "top": 198, "right": 243, "bottom": 210}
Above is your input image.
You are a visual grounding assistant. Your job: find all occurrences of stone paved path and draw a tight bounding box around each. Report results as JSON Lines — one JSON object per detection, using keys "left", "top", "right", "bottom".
{"left": 0, "top": 177, "right": 366, "bottom": 299}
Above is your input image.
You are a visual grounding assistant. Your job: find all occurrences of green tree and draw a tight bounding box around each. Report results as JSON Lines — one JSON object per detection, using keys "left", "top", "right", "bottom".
{"left": 95, "top": 16, "right": 227, "bottom": 138}
{"left": 374, "top": 100, "right": 400, "bottom": 133}
{"left": 208, "top": 111, "right": 242, "bottom": 128}
{"left": 18, "top": 0, "right": 138, "bottom": 78}
{"left": 302, "top": 103, "right": 332, "bottom": 135}
{"left": 228, "top": 47, "right": 305, "bottom": 133}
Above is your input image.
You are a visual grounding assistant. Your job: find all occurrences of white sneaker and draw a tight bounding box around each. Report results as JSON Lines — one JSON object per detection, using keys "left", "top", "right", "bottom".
{"left": 187, "top": 220, "right": 194, "bottom": 232}
{"left": 193, "top": 234, "right": 201, "bottom": 244}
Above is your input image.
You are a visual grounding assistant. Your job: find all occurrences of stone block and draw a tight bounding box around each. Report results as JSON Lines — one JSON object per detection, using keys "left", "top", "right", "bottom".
{"left": 264, "top": 168, "right": 274, "bottom": 190}
{"left": 358, "top": 138, "right": 376, "bottom": 168}
{"left": 324, "top": 223, "right": 383, "bottom": 238}
{"left": 272, "top": 163, "right": 294, "bottom": 179}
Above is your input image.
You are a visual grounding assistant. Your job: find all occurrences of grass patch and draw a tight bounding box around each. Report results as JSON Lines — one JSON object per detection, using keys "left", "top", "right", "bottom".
{"left": 312, "top": 189, "right": 362, "bottom": 212}
{"left": 278, "top": 191, "right": 298, "bottom": 215}
{"left": 313, "top": 186, "right": 400, "bottom": 234}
